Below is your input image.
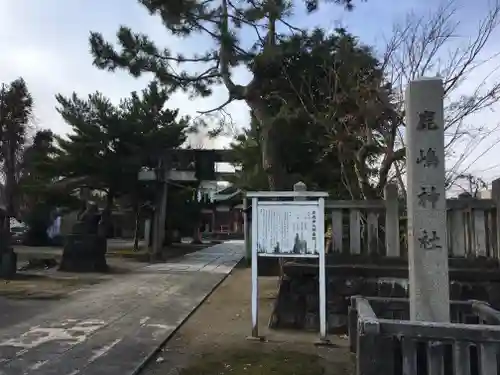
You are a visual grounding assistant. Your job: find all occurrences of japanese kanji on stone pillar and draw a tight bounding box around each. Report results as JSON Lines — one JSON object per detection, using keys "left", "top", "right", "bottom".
{"left": 406, "top": 78, "right": 450, "bottom": 322}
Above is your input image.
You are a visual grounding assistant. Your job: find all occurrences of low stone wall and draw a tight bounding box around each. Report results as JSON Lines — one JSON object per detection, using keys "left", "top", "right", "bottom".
{"left": 269, "top": 259, "right": 500, "bottom": 334}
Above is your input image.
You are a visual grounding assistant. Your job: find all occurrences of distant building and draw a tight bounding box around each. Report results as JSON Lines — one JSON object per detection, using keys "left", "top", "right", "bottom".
{"left": 200, "top": 185, "right": 243, "bottom": 235}
{"left": 478, "top": 189, "right": 492, "bottom": 199}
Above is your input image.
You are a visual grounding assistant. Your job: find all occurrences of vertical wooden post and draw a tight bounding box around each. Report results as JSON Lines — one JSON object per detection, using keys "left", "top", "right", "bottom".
{"left": 144, "top": 219, "right": 151, "bottom": 248}
{"left": 152, "top": 157, "right": 169, "bottom": 259}
{"left": 492, "top": 178, "right": 500, "bottom": 259}
{"left": 385, "top": 183, "right": 400, "bottom": 257}
{"left": 152, "top": 202, "right": 160, "bottom": 257}
{"left": 157, "top": 166, "right": 169, "bottom": 252}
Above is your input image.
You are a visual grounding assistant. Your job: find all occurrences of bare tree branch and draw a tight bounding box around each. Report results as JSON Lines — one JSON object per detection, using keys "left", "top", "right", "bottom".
{"left": 382, "top": 0, "right": 500, "bottom": 192}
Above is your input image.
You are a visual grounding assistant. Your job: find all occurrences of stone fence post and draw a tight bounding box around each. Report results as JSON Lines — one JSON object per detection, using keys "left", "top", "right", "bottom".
{"left": 406, "top": 78, "right": 450, "bottom": 322}
{"left": 384, "top": 183, "right": 400, "bottom": 257}
{"left": 492, "top": 178, "right": 500, "bottom": 259}
{"left": 293, "top": 181, "right": 307, "bottom": 198}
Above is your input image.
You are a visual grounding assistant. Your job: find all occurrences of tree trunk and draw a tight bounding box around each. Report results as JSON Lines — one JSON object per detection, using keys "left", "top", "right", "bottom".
{"left": 98, "top": 191, "right": 114, "bottom": 240}
{"left": 3, "top": 143, "right": 17, "bottom": 251}
{"left": 248, "top": 101, "right": 288, "bottom": 284}
{"left": 133, "top": 205, "right": 140, "bottom": 252}
{"left": 192, "top": 226, "right": 202, "bottom": 244}
{"left": 394, "top": 161, "right": 407, "bottom": 199}
{"left": 0, "top": 211, "right": 16, "bottom": 279}
{"left": 156, "top": 173, "right": 169, "bottom": 254}
{"left": 249, "top": 102, "right": 287, "bottom": 191}
{"left": 2, "top": 160, "right": 14, "bottom": 256}
{"left": 4, "top": 136, "right": 17, "bottom": 221}
{"left": 0, "top": 212, "right": 10, "bottom": 253}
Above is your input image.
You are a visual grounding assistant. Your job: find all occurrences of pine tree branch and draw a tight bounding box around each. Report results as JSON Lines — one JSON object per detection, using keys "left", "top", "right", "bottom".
{"left": 218, "top": 0, "right": 247, "bottom": 101}
{"left": 227, "top": 0, "right": 267, "bottom": 44}
{"left": 278, "top": 17, "right": 306, "bottom": 34}
{"left": 197, "top": 97, "right": 234, "bottom": 114}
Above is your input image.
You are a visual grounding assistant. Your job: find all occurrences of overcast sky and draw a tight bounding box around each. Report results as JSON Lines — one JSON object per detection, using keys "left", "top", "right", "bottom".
{"left": 1, "top": 0, "right": 500, "bottom": 190}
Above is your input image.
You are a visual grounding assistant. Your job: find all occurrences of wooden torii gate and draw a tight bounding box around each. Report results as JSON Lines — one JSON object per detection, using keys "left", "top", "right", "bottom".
{"left": 139, "top": 149, "right": 240, "bottom": 257}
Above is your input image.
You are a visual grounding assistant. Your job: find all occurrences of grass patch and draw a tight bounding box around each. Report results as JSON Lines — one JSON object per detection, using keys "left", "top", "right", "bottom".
{"left": 107, "top": 242, "right": 212, "bottom": 263}
{"left": 0, "top": 289, "right": 66, "bottom": 300}
{"left": 0, "top": 276, "right": 102, "bottom": 300}
{"left": 117, "top": 243, "right": 213, "bottom": 263}
{"left": 108, "top": 248, "right": 147, "bottom": 255}
{"left": 107, "top": 248, "right": 150, "bottom": 262}
{"left": 179, "top": 349, "right": 326, "bottom": 375}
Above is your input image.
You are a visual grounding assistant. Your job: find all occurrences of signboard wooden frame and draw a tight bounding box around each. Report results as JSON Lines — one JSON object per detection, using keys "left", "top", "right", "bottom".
{"left": 247, "top": 191, "right": 328, "bottom": 343}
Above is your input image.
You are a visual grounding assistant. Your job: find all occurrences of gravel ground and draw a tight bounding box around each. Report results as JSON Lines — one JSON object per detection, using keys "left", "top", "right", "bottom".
{"left": 142, "top": 266, "right": 354, "bottom": 375}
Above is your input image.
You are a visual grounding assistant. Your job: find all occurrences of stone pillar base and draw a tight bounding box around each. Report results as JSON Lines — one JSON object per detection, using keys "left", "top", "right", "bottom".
{"left": 0, "top": 249, "right": 17, "bottom": 279}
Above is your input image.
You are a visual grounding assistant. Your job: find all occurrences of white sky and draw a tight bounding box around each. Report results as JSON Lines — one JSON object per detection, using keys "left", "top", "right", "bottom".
{"left": 1, "top": 0, "right": 500, "bottom": 192}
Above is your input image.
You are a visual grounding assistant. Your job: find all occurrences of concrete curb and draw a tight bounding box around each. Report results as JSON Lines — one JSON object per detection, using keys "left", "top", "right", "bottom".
{"left": 129, "top": 260, "right": 242, "bottom": 375}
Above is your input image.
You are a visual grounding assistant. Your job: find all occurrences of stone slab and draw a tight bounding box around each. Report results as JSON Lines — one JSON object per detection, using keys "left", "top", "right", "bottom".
{"left": 405, "top": 78, "right": 450, "bottom": 322}
{"left": 0, "top": 242, "right": 244, "bottom": 375}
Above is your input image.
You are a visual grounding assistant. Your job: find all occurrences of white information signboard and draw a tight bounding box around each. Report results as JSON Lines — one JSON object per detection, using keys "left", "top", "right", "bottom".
{"left": 256, "top": 202, "right": 320, "bottom": 256}
{"left": 247, "top": 191, "right": 328, "bottom": 343}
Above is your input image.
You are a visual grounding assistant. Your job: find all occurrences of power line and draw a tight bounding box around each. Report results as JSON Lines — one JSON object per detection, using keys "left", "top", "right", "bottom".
{"left": 470, "top": 162, "right": 500, "bottom": 174}
{"left": 456, "top": 135, "right": 500, "bottom": 177}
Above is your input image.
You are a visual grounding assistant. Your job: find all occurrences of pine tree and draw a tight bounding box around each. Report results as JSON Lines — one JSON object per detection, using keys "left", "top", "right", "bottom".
{"left": 89, "top": 0, "right": 359, "bottom": 190}
{"left": 0, "top": 78, "right": 33, "bottom": 276}
{"left": 0, "top": 79, "right": 32, "bottom": 234}
{"left": 18, "top": 130, "right": 71, "bottom": 246}
{"left": 230, "top": 29, "right": 397, "bottom": 199}
{"left": 55, "top": 82, "right": 189, "bottom": 236}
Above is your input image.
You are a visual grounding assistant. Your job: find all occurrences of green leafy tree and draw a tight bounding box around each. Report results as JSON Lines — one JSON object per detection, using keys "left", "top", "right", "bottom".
{"left": 89, "top": 0, "right": 359, "bottom": 190}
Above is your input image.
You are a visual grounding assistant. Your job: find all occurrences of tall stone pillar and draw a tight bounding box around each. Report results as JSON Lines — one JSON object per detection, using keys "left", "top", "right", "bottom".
{"left": 406, "top": 78, "right": 450, "bottom": 322}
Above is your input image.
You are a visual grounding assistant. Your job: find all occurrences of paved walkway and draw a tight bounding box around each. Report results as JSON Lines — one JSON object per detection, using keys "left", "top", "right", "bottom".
{"left": 0, "top": 241, "right": 244, "bottom": 375}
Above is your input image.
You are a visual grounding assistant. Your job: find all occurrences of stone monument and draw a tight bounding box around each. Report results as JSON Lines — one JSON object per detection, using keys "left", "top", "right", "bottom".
{"left": 405, "top": 78, "right": 450, "bottom": 322}
{"left": 59, "top": 203, "right": 108, "bottom": 272}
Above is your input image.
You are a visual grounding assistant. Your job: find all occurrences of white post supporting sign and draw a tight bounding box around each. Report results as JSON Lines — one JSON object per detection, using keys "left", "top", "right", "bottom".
{"left": 247, "top": 190, "right": 329, "bottom": 342}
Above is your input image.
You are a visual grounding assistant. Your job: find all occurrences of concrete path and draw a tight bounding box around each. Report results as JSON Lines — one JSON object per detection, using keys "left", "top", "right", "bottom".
{"left": 0, "top": 241, "right": 244, "bottom": 375}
